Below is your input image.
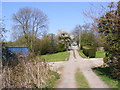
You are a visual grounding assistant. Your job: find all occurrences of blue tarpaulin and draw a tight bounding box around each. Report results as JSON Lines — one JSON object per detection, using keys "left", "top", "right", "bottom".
{"left": 7, "top": 47, "right": 29, "bottom": 55}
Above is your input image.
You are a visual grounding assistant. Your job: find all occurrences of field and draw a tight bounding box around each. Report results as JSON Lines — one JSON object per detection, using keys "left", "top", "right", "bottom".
{"left": 79, "top": 50, "right": 105, "bottom": 58}
{"left": 41, "top": 51, "right": 69, "bottom": 62}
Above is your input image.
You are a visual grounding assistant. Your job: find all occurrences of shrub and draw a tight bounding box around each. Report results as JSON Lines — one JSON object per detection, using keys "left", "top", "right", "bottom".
{"left": 103, "top": 57, "right": 108, "bottom": 63}
{"left": 88, "top": 49, "right": 96, "bottom": 58}
{"left": 96, "top": 2, "right": 120, "bottom": 80}
{"left": 83, "top": 48, "right": 89, "bottom": 57}
{"left": 2, "top": 57, "right": 56, "bottom": 88}
{"left": 56, "top": 43, "right": 65, "bottom": 52}
{"left": 83, "top": 47, "right": 96, "bottom": 58}
{"left": 6, "top": 34, "right": 66, "bottom": 55}
{"left": 2, "top": 47, "right": 21, "bottom": 67}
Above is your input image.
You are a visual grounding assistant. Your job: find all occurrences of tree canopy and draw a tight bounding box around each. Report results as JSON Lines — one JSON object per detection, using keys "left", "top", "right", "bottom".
{"left": 97, "top": 2, "right": 120, "bottom": 80}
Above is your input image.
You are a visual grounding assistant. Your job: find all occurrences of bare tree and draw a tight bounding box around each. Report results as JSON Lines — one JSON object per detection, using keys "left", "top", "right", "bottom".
{"left": 12, "top": 7, "right": 48, "bottom": 40}
{"left": 0, "top": 19, "right": 7, "bottom": 42}
{"left": 12, "top": 7, "right": 48, "bottom": 52}
{"left": 72, "top": 25, "right": 82, "bottom": 47}
{"left": 72, "top": 24, "right": 92, "bottom": 47}
{"left": 0, "top": 18, "right": 7, "bottom": 75}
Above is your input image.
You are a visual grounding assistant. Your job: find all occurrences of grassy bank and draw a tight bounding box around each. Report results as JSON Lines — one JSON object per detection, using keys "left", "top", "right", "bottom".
{"left": 41, "top": 51, "right": 68, "bottom": 62}
{"left": 78, "top": 50, "right": 88, "bottom": 58}
{"left": 75, "top": 71, "right": 90, "bottom": 88}
{"left": 92, "top": 67, "right": 119, "bottom": 88}
{"left": 45, "top": 70, "right": 60, "bottom": 88}
{"left": 79, "top": 50, "right": 105, "bottom": 58}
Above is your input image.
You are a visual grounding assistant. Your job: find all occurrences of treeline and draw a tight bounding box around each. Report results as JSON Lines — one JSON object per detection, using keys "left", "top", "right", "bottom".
{"left": 72, "top": 24, "right": 102, "bottom": 48}
{"left": 72, "top": 2, "right": 120, "bottom": 80}
{"left": 96, "top": 2, "right": 120, "bottom": 80}
{"left": 72, "top": 23, "right": 103, "bottom": 58}
{"left": 5, "top": 31, "right": 72, "bottom": 56}
{"left": 3, "top": 7, "right": 73, "bottom": 56}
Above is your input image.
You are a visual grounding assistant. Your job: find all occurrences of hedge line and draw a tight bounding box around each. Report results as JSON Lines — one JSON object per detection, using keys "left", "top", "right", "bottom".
{"left": 82, "top": 47, "right": 96, "bottom": 58}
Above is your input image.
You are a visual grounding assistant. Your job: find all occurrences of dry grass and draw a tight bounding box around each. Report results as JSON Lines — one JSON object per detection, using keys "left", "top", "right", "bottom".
{"left": 2, "top": 56, "right": 56, "bottom": 88}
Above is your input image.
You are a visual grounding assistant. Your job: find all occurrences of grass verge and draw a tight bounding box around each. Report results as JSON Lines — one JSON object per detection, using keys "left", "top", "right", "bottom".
{"left": 41, "top": 51, "right": 68, "bottom": 62}
{"left": 78, "top": 50, "right": 88, "bottom": 58}
{"left": 92, "top": 67, "right": 119, "bottom": 88}
{"left": 45, "top": 70, "right": 60, "bottom": 88}
{"left": 75, "top": 70, "right": 90, "bottom": 88}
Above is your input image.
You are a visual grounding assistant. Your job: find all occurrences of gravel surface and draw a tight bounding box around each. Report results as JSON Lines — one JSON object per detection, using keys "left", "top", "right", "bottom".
{"left": 47, "top": 46, "right": 109, "bottom": 88}
{"left": 56, "top": 50, "right": 78, "bottom": 88}
{"left": 75, "top": 48, "right": 109, "bottom": 88}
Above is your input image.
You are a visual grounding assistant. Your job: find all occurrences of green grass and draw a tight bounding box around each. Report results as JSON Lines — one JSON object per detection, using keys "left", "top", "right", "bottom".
{"left": 92, "top": 67, "right": 119, "bottom": 88}
{"left": 79, "top": 50, "right": 105, "bottom": 58}
{"left": 45, "top": 70, "right": 60, "bottom": 88}
{"left": 75, "top": 71, "right": 90, "bottom": 88}
{"left": 78, "top": 50, "right": 88, "bottom": 58}
{"left": 41, "top": 51, "right": 68, "bottom": 62}
{"left": 95, "top": 50, "right": 105, "bottom": 58}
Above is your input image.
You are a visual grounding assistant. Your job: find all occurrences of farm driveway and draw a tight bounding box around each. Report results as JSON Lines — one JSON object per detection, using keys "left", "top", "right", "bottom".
{"left": 49, "top": 46, "right": 109, "bottom": 88}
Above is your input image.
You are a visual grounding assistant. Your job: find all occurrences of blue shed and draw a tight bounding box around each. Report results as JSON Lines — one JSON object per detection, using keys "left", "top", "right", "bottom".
{"left": 7, "top": 47, "right": 29, "bottom": 55}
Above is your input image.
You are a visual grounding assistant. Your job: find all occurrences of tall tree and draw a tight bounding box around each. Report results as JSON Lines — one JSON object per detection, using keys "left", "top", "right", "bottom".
{"left": 97, "top": 2, "right": 120, "bottom": 80}
{"left": 12, "top": 7, "right": 48, "bottom": 38}
{"left": 0, "top": 19, "right": 7, "bottom": 42}
{"left": 72, "top": 25, "right": 82, "bottom": 46}
{"left": 80, "top": 29, "right": 97, "bottom": 47}
{"left": 12, "top": 7, "right": 48, "bottom": 52}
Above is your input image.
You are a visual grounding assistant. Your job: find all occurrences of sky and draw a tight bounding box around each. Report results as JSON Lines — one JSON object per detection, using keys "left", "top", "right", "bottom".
{"left": 2, "top": 2, "right": 109, "bottom": 41}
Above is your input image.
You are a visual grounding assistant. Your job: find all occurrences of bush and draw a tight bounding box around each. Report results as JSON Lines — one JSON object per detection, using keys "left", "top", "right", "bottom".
{"left": 88, "top": 49, "right": 96, "bottom": 58}
{"left": 2, "top": 47, "right": 22, "bottom": 67}
{"left": 56, "top": 43, "right": 66, "bottom": 52}
{"left": 83, "top": 48, "right": 89, "bottom": 57}
{"left": 2, "top": 57, "right": 56, "bottom": 88}
{"left": 103, "top": 57, "right": 108, "bottom": 63}
{"left": 96, "top": 2, "right": 120, "bottom": 80}
{"left": 6, "top": 34, "right": 66, "bottom": 55}
{"left": 83, "top": 47, "right": 96, "bottom": 58}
